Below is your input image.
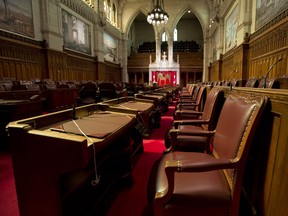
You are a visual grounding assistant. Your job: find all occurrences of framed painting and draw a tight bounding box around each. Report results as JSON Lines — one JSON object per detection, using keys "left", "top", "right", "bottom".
{"left": 225, "top": 5, "right": 238, "bottom": 52}
{"left": 0, "top": 0, "right": 34, "bottom": 37}
{"left": 103, "top": 32, "right": 118, "bottom": 63}
{"left": 62, "top": 9, "right": 91, "bottom": 55}
{"left": 256, "top": 0, "right": 288, "bottom": 30}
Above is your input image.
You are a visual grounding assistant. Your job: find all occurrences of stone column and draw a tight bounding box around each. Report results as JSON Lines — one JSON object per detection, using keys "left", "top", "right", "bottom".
{"left": 167, "top": 32, "right": 173, "bottom": 66}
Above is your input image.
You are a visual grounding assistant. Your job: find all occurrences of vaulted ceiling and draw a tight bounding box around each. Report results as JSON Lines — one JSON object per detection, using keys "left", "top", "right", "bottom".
{"left": 118, "top": 0, "right": 214, "bottom": 36}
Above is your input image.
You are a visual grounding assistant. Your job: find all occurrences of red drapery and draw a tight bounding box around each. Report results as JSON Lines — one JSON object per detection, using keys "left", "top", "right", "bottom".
{"left": 152, "top": 71, "right": 176, "bottom": 86}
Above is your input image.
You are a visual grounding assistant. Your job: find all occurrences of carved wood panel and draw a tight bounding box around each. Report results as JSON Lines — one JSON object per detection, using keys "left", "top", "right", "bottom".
{"left": 0, "top": 35, "right": 46, "bottom": 80}
{"left": 249, "top": 18, "right": 288, "bottom": 79}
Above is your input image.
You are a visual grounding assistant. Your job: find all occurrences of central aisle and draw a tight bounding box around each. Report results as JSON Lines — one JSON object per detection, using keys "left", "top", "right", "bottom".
{"left": 106, "top": 103, "right": 175, "bottom": 216}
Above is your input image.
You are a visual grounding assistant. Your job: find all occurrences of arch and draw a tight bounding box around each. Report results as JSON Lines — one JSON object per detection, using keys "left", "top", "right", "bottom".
{"left": 171, "top": 5, "right": 206, "bottom": 40}
{"left": 124, "top": 8, "right": 154, "bottom": 39}
{"left": 122, "top": 2, "right": 210, "bottom": 40}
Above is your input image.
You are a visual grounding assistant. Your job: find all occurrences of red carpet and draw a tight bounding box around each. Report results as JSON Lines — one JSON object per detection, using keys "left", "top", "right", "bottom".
{"left": 0, "top": 152, "right": 20, "bottom": 216}
{"left": 0, "top": 104, "right": 174, "bottom": 216}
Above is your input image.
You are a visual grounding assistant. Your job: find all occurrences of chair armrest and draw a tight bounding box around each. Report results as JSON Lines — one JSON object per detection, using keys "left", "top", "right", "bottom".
{"left": 175, "top": 110, "right": 203, "bottom": 116}
{"left": 178, "top": 100, "right": 197, "bottom": 104}
{"left": 169, "top": 128, "right": 215, "bottom": 137}
{"left": 166, "top": 157, "right": 235, "bottom": 173}
{"left": 155, "top": 154, "right": 238, "bottom": 205}
{"left": 173, "top": 119, "right": 209, "bottom": 128}
{"left": 166, "top": 129, "right": 215, "bottom": 153}
{"left": 178, "top": 103, "right": 200, "bottom": 109}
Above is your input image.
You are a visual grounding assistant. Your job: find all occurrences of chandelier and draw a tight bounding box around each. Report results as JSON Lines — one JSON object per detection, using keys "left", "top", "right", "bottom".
{"left": 147, "top": 0, "right": 169, "bottom": 25}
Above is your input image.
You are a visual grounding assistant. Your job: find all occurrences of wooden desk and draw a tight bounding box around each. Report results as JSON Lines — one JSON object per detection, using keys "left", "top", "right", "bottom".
{"left": 135, "top": 92, "right": 168, "bottom": 113}
{"left": 0, "top": 89, "right": 41, "bottom": 100}
{"left": 152, "top": 86, "right": 180, "bottom": 103}
{"left": 7, "top": 104, "right": 139, "bottom": 216}
{"left": 98, "top": 97, "right": 155, "bottom": 137}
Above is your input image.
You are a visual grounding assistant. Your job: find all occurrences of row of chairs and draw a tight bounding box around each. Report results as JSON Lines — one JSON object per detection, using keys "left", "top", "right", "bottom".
{"left": 210, "top": 74, "right": 288, "bottom": 89}
{"left": 147, "top": 83, "right": 269, "bottom": 216}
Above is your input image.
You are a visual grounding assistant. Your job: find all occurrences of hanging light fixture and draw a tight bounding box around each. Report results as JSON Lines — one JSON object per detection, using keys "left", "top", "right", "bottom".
{"left": 147, "top": 0, "right": 169, "bottom": 25}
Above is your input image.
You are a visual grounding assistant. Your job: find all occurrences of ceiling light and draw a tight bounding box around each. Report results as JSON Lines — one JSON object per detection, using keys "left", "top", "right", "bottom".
{"left": 147, "top": 0, "right": 169, "bottom": 25}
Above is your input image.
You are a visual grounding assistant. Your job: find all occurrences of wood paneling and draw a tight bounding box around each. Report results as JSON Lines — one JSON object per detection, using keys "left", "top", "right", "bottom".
{"left": 0, "top": 32, "right": 46, "bottom": 80}
{"left": 0, "top": 30, "right": 123, "bottom": 83}
{"left": 96, "top": 61, "right": 122, "bottom": 82}
{"left": 248, "top": 18, "right": 288, "bottom": 79}
{"left": 221, "top": 44, "right": 249, "bottom": 80}
{"left": 209, "top": 59, "right": 222, "bottom": 81}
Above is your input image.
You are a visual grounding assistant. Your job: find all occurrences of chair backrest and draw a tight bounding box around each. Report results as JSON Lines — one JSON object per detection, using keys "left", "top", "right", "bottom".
{"left": 180, "top": 84, "right": 196, "bottom": 98}
{"left": 190, "top": 85, "right": 200, "bottom": 100}
{"left": 223, "top": 80, "right": 231, "bottom": 86}
{"left": 98, "top": 82, "right": 118, "bottom": 100}
{"left": 258, "top": 77, "right": 280, "bottom": 88}
{"left": 245, "top": 77, "right": 259, "bottom": 87}
{"left": 230, "top": 79, "right": 247, "bottom": 87}
{"left": 212, "top": 92, "right": 268, "bottom": 213}
{"left": 201, "top": 87, "right": 224, "bottom": 131}
{"left": 79, "top": 83, "right": 97, "bottom": 99}
{"left": 193, "top": 85, "right": 207, "bottom": 111}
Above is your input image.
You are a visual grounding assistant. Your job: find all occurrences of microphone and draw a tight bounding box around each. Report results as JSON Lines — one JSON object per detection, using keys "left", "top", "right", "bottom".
{"left": 73, "top": 84, "right": 85, "bottom": 118}
{"left": 227, "top": 69, "right": 238, "bottom": 81}
{"left": 227, "top": 69, "right": 238, "bottom": 89}
{"left": 72, "top": 103, "right": 78, "bottom": 120}
{"left": 263, "top": 58, "right": 283, "bottom": 88}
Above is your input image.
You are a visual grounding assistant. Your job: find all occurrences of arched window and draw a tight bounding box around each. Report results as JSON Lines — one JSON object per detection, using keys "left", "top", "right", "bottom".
{"left": 106, "top": 0, "right": 111, "bottom": 19}
{"left": 162, "top": 32, "right": 167, "bottom": 42}
{"left": 102, "top": 0, "right": 117, "bottom": 27}
{"left": 173, "top": 28, "right": 178, "bottom": 41}
{"left": 112, "top": 3, "right": 117, "bottom": 25}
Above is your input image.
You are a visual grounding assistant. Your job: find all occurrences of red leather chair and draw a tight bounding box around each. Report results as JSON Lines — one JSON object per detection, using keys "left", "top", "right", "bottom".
{"left": 179, "top": 84, "right": 195, "bottom": 97}
{"left": 147, "top": 92, "right": 268, "bottom": 216}
{"left": 177, "top": 84, "right": 199, "bottom": 102}
{"left": 245, "top": 77, "right": 260, "bottom": 87}
{"left": 230, "top": 79, "right": 247, "bottom": 87}
{"left": 175, "top": 85, "right": 207, "bottom": 113}
{"left": 258, "top": 77, "right": 280, "bottom": 88}
{"left": 165, "top": 88, "right": 224, "bottom": 152}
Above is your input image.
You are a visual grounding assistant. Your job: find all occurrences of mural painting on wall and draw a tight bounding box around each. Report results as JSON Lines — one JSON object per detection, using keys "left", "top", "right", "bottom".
{"left": 62, "top": 9, "right": 91, "bottom": 55}
{"left": 225, "top": 4, "right": 238, "bottom": 52}
{"left": 256, "top": 0, "right": 288, "bottom": 30}
{"left": 103, "top": 32, "right": 117, "bottom": 63}
{"left": 0, "top": 0, "right": 34, "bottom": 37}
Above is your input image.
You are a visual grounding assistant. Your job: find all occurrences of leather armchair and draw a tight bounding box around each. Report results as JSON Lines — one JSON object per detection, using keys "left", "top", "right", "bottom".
{"left": 147, "top": 92, "right": 268, "bottom": 216}
{"left": 245, "top": 77, "right": 260, "bottom": 87}
{"left": 165, "top": 88, "right": 224, "bottom": 152}
{"left": 258, "top": 77, "right": 280, "bottom": 88}
{"left": 174, "top": 87, "right": 223, "bottom": 121}
{"left": 98, "top": 82, "right": 118, "bottom": 100}
{"left": 175, "top": 85, "right": 207, "bottom": 113}
{"left": 179, "top": 84, "right": 195, "bottom": 98}
{"left": 77, "top": 82, "right": 98, "bottom": 105}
